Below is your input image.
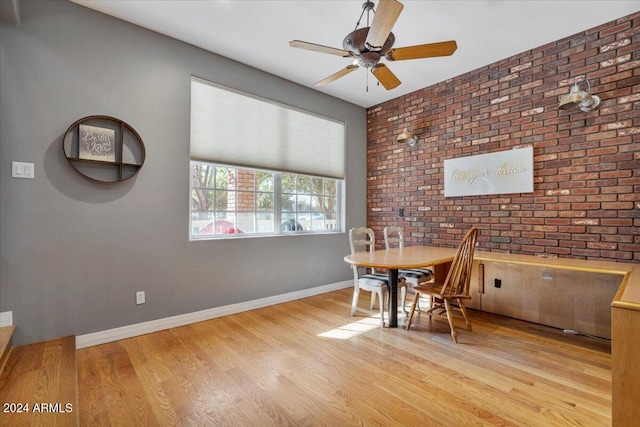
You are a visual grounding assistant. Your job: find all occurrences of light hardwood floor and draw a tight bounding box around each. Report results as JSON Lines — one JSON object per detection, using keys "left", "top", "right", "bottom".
{"left": 0, "top": 336, "right": 78, "bottom": 427}
{"left": 76, "top": 288, "right": 612, "bottom": 426}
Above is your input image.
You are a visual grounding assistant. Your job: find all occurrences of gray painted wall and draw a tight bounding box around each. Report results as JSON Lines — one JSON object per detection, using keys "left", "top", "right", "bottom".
{"left": 0, "top": 0, "right": 367, "bottom": 345}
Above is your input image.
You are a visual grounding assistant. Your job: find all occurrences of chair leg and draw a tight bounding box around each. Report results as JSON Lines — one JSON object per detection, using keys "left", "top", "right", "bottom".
{"left": 377, "top": 290, "right": 386, "bottom": 327}
{"left": 458, "top": 299, "right": 472, "bottom": 331}
{"left": 400, "top": 285, "right": 407, "bottom": 315}
{"left": 406, "top": 291, "right": 420, "bottom": 330}
{"left": 444, "top": 299, "right": 458, "bottom": 343}
{"left": 370, "top": 292, "right": 376, "bottom": 310}
{"left": 350, "top": 287, "right": 360, "bottom": 316}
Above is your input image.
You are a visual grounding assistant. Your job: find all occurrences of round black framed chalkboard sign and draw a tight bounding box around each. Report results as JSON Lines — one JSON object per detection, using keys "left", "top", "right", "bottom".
{"left": 62, "top": 115, "right": 145, "bottom": 184}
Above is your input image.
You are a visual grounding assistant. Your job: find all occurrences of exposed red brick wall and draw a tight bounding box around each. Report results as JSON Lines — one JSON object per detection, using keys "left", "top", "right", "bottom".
{"left": 235, "top": 169, "right": 256, "bottom": 211}
{"left": 366, "top": 11, "right": 639, "bottom": 262}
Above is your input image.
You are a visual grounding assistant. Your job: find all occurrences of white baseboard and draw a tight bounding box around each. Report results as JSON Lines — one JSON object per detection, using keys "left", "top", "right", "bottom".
{"left": 0, "top": 311, "right": 13, "bottom": 327}
{"left": 76, "top": 280, "right": 351, "bottom": 349}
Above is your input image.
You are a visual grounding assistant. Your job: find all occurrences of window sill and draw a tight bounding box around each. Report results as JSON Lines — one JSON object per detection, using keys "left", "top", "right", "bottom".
{"left": 189, "top": 230, "right": 343, "bottom": 242}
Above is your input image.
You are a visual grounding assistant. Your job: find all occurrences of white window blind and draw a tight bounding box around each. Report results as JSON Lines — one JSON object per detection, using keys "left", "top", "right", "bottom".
{"left": 190, "top": 77, "right": 346, "bottom": 179}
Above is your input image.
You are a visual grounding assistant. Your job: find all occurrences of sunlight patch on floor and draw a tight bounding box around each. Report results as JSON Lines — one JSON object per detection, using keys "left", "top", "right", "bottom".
{"left": 317, "top": 316, "right": 381, "bottom": 339}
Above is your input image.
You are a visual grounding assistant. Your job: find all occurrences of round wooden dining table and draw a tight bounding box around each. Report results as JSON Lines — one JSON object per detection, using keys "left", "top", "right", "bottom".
{"left": 344, "top": 246, "right": 457, "bottom": 327}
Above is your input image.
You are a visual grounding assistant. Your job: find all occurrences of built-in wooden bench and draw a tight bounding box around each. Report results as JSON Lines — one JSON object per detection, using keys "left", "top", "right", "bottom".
{"left": 464, "top": 250, "right": 639, "bottom": 427}
{"left": 467, "top": 253, "right": 632, "bottom": 339}
{"left": 0, "top": 325, "right": 16, "bottom": 375}
{"left": 0, "top": 335, "right": 79, "bottom": 426}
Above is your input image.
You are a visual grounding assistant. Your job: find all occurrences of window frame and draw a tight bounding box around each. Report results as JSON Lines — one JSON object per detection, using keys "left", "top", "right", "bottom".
{"left": 190, "top": 161, "right": 343, "bottom": 240}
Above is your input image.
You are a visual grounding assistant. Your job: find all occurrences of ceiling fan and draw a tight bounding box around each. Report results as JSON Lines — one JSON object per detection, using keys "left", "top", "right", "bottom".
{"left": 289, "top": 0, "right": 457, "bottom": 90}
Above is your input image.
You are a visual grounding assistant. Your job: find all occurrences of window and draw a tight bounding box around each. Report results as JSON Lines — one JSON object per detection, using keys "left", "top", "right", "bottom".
{"left": 281, "top": 173, "right": 339, "bottom": 232}
{"left": 189, "top": 76, "right": 345, "bottom": 239}
{"left": 191, "top": 162, "right": 341, "bottom": 238}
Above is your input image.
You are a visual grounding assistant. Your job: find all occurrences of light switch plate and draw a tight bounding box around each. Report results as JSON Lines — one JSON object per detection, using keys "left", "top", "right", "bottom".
{"left": 12, "top": 162, "right": 34, "bottom": 179}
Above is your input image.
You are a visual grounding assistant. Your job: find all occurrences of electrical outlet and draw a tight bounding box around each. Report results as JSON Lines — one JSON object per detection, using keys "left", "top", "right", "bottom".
{"left": 494, "top": 279, "right": 502, "bottom": 288}
{"left": 136, "top": 291, "right": 145, "bottom": 305}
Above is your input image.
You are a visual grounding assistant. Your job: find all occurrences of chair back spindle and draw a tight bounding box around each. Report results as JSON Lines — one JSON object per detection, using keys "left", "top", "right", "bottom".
{"left": 383, "top": 226, "right": 404, "bottom": 250}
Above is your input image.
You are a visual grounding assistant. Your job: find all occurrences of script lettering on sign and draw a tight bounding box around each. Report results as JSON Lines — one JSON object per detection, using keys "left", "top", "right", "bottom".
{"left": 444, "top": 147, "right": 533, "bottom": 197}
{"left": 79, "top": 125, "right": 116, "bottom": 162}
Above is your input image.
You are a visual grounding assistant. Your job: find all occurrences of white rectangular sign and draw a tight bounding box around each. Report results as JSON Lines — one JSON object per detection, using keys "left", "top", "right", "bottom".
{"left": 444, "top": 147, "right": 533, "bottom": 197}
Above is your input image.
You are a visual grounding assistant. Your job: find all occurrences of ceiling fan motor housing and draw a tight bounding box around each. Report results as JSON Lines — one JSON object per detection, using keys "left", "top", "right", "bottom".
{"left": 343, "top": 28, "right": 395, "bottom": 67}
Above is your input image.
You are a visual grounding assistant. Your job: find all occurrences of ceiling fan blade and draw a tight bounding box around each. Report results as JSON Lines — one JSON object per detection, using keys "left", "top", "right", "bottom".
{"left": 289, "top": 40, "right": 352, "bottom": 57}
{"left": 371, "top": 64, "right": 401, "bottom": 90}
{"left": 386, "top": 40, "right": 458, "bottom": 61}
{"left": 365, "top": 0, "right": 404, "bottom": 51}
{"left": 315, "top": 65, "right": 359, "bottom": 87}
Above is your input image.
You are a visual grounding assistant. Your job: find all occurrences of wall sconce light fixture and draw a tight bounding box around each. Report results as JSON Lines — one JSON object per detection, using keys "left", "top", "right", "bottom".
{"left": 397, "top": 128, "right": 418, "bottom": 147}
{"left": 559, "top": 76, "right": 601, "bottom": 112}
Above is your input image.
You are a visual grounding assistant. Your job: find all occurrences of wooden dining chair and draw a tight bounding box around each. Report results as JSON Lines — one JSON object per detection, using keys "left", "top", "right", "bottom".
{"left": 406, "top": 227, "right": 479, "bottom": 343}
{"left": 384, "top": 226, "right": 433, "bottom": 313}
{"left": 349, "top": 227, "right": 406, "bottom": 326}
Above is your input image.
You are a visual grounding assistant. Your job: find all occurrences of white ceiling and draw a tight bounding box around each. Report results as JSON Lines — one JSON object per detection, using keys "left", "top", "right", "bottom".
{"left": 72, "top": 0, "right": 639, "bottom": 108}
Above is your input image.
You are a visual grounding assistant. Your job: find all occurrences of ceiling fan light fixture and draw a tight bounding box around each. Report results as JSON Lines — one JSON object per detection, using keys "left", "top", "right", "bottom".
{"left": 397, "top": 128, "right": 418, "bottom": 146}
